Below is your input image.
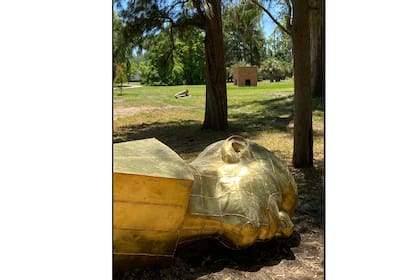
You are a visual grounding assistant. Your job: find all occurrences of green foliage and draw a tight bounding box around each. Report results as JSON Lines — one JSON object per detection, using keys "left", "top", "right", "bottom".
{"left": 223, "top": 1, "right": 265, "bottom": 67}
{"left": 177, "top": 29, "right": 206, "bottom": 85}
{"left": 114, "top": 0, "right": 207, "bottom": 86}
{"left": 139, "top": 31, "right": 178, "bottom": 85}
{"left": 127, "top": 54, "right": 142, "bottom": 81}
{"left": 139, "top": 28, "right": 205, "bottom": 85}
{"left": 114, "top": 63, "right": 126, "bottom": 95}
{"left": 265, "top": 27, "right": 292, "bottom": 65}
{"left": 113, "top": 11, "right": 134, "bottom": 82}
{"left": 114, "top": 64, "right": 126, "bottom": 83}
{"left": 261, "top": 25, "right": 293, "bottom": 81}
{"left": 260, "top": 57, "right": 292, "bottom": 82}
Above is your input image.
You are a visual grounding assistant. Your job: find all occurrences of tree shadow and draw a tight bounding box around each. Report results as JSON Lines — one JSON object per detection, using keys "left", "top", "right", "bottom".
{"left": 312, "top": 96, "right": 325, "bottom": 112}
{"left": 176, "top": 231, "right": 300, "bottom": 271}
{"left": 113, "top": 94, "right": 324, "bottom": 145}
{"left": 291, "top": 158, "right": 325, "bottom": 232}
{"left": 228, "top": 93, "right": 294, "bottom": 133}
{"left": 113, "top": 94, "right": 306, "bottom": 161}
{"left": 115, "top": 232, "right": 301, "bottom": 280}
{"left": 113, "top": 120, "right": 237, "bottom": 160}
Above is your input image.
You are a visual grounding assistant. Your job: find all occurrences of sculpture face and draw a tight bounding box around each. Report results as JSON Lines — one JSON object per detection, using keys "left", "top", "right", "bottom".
{"left": 181, "top": 136, "right": 298, "bottom": 248}
{"left": 113, "top": 136, "right": 298, "bottom": 268}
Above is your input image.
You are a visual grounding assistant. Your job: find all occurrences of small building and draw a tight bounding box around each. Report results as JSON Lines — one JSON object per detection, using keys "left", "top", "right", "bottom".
{"left": 232, "top": 66, "right": 258, "bottom": 86}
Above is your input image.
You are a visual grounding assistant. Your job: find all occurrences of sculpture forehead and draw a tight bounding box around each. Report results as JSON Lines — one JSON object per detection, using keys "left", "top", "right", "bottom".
{"left": 190, "top": 140, "right": 288, "bottom": 186}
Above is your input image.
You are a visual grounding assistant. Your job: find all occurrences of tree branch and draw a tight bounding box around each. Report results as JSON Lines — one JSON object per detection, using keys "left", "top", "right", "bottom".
{"left": 174, "top": 14, "right": 205, "bottom": 30}
{"left": 191, "top": 0, "right": 205, "bottom": 20}
{"left": 167, "top": 0, "right": 189, "bottom": 13}
{"left": 249, "top": 0, "right": 291, "bottom": 36}
{"left": 285, "top": 0, "right": 293, "bottom": 30}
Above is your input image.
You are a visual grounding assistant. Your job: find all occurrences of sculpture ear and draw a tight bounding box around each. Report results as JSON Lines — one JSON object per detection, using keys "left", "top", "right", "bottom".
{"left": 221, "top": 135, "right": 249, "bottom": 163}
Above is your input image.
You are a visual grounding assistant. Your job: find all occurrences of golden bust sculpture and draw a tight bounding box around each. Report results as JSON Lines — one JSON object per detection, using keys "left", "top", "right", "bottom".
{"left": 113, "top": 136, "right": 298, "bottom": 268}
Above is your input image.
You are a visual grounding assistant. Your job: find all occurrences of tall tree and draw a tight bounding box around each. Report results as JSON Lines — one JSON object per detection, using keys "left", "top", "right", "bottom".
{"left": 309, "top": 0, "right": 325, "bottom": 98}
{"left": 201, "top": 0, "right": 228, "bottom": 129}
{"left": 114, "top": 0, "right": 227, "bottom": 130}
{"left": 250, "top": 0, "right": 315, "bottom": 167}
{"left": 291, "top": 0, "right": 313, "bottom": 167}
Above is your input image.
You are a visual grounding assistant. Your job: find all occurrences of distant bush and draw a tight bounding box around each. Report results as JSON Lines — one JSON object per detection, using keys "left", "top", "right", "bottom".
{"left": 260, "top": 58, "right": 292, "bottom": 82}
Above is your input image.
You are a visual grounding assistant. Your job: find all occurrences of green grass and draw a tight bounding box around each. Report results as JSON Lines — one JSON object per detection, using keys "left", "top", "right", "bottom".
{"left": 113, "top": 80, "right": 293, "bottom": 106}
{"left": 113, "top": 79, "right": 323, "bottom": 165}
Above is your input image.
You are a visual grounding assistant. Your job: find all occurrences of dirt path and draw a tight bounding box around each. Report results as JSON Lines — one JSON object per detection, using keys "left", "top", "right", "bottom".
{"left": 113, "top": 84, "right": 143, "bottom": 90}
{"left": 113, "top": 105, "right": 190, "bottom": 120}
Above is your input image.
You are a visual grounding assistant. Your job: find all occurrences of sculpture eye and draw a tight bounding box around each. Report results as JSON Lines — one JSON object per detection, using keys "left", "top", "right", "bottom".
{"left": 221, "top": 135, "right": 249, "bottom": 164}
{"left": 232, "top": 140, "right": 246, "bottom": 153}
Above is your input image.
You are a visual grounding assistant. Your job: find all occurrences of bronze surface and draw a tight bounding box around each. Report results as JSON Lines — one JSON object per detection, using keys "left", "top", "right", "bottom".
{"left": 113, "top": 136, "right": 298, "bottom": 265}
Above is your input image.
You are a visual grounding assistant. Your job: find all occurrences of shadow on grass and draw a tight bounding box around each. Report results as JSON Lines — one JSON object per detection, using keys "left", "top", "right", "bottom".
{"left": 112, "top": 94, "right": 313, "bottom": 160}
{"left": 313, "top": 96, "right": 325, "bottom": 112}
{"left": 113, "top": 120, "right": 234, "bottom": 160}
{"left": 228, "top": 94, "right": 294, "bottom": 133}
{"left": 113, "top": 95, "right": 325, "bottom": 161}
{"left": 291, "top": 158, "right": 325, "bottom": 232}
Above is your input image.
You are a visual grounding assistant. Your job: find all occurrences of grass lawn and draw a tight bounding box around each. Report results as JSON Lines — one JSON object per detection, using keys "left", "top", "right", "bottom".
{"left": 113, "top": 79, "right": 323, "bottom": 166}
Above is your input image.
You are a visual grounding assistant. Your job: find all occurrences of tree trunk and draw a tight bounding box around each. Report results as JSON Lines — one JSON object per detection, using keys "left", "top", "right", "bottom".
{"left": 202, "top": 0, "right": 228, "bottom": 130}
{"left": 310, "top": 0, "right": 325, "bottom": 98}
{"left": 292, "top": 0, "right": 313, "bottom": 168}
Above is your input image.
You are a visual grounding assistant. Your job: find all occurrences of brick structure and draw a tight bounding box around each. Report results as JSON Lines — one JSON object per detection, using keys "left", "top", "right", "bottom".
{"left": 232, "top": 66, "right": 258, "bottom": 86}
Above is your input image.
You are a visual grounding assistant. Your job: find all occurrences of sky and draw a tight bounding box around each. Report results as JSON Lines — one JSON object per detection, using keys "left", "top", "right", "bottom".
{"left": 261, "top": 12, "right": 278, "bottom": 37}
{"left": 258, "top": 1, "right": 281, "bottom": 38}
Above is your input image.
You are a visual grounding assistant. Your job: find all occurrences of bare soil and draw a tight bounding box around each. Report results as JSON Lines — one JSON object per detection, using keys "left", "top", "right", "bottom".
{"left": 113, "top": 105, "right": 189, "bottom": 120}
